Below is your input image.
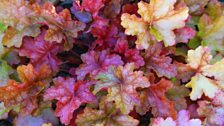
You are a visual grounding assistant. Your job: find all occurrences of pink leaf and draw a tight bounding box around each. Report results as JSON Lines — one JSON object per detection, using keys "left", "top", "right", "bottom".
{"left": 151, "top": 110, "right": 202, "bottom": 126}
{"left": 115, "top": 37, "right": 145, "bottom": 68}
{"left": 177, "top": 110, "right": 202, "bottom": 126}
{"left": 152, "top": 117, "right": 176, "bottom": 126}
{"left": 148, "top": 79, "right": 177, "bottom": 119}
{"left": 80, "top": 0, "right": 104, "bottom": 17}
{"left": 75, "top": 50, "right": 123, "bottom": 80}
{"left": 44, "top": 77, "right": 96, "bottom": 125}
{"left": 175, "top": 26, "right": 196, "bottom": 43}
{"left": 124, "top": 49, "right": 145, "bottom": 68}
{"left": 18, "top": 29, "right": 63, "bottom": 72}
{"left": 145, "top": 43, "right": 177, "bottom": 78}
{"left": 114, "top": 37, "right": 129, "bottom": 54}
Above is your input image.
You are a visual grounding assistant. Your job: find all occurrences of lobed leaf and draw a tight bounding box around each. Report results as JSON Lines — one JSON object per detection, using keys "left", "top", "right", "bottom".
{"left": 94, "top": 63, "right": 150, "bottom": 114}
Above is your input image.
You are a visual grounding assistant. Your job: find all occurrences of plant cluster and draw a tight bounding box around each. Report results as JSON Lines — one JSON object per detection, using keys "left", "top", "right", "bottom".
{"left": 0, "top": 0, "right": 224, "bottom": 126}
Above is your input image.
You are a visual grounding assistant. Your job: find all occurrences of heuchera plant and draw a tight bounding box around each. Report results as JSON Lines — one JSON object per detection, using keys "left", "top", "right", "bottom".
{"left": 0, "top": 0, "right": 224, "bottom": 126}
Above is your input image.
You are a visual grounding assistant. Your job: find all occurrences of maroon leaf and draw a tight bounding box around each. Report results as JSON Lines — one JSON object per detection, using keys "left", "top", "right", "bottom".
{"left": 18, "top": 29, "right": 63, "bottom": 72}
{"left": 145, "top": 43, "right": 177, "bottom": 78}
{"left": 75, "top": 50, "right": 123, "bottom": 80}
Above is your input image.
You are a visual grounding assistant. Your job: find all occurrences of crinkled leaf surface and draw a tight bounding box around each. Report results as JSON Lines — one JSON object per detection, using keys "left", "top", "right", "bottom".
{"left": 0, "top": 0, "right": 41, "bottom": 47}
{"left": 186, "top": 46, "right": 224, "bottom": 100}
{"left": 0, "top": 59, "right": 13, "bottom": 86}
{"left": 94, "top": 63, "right": 150, "bottom": 114}
{"left": 148, "top": 79, "right": 177, "bottom": 119}
{"left": 44, "top": 77, "right": 96, "bottom": 125}
{"left": 115, "top": 37, "right": 145, "bottom": 68}
{"left": 121, "top": 0, "right": 189, "bottom": 49}
{"left": 75, "top": 98, "right": 139, "bottom": 126}
{"left": 34, "top": 2, "right": 86, "bottom": 46}
{"left": 75, "top": 50, "right": 123, "bottom": 80}
{"left": 202, "top": 59, "right": 224, "bottom": 88}
{"left": 14, "top": 109, "right": 59, "bottom": 126}
{"left": 151, "top": 110, "right": 202, "bottom": 126}
{"left": 186, "top": 74, "right": 220, "bottom": 100}
{"left": 197, "top": 101, "right": 224, "bottom": 126}
{"left": 145, "top": 43, "right": 177, "bottom": 78}
{"left": 18, "top": 29, "right": 63, "bottom": 72}
{"left": 0, "top": 64, "right": 52, "bottom": 114}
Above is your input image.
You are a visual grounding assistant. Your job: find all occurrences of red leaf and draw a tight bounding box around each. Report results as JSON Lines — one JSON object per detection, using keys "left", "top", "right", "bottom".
{"left": 175, "top": 26, "right": 196, "bottom": 43}
{"left": 124, "top": 49, "right": 145, "bottom": 69}
{"left": 75, "top": 50, "right": 123, "bottom": 80}
{"left": 115, "top": 37, "right": 145, "bottom": 68}
{"left": 0, "top": 64, "right": 52, "bottom": 115}
{"left": 122, "top": 3, "right": 138, "bottom": 15}
{"left": 114, "top": 37, "right": 129, "bottom": 54}
{"left": 174, "top": 61, "right": 195, "bottom": 83}
{"left": 90, "top": 16, "right": 109, "bottom": 39}
{"left": 18, "top": 29, "right": 63, "bottom": 72}
{"left": 148, "top": 79, "right": 177, "bottom": 119}
{"left": 145, "top": 43, "right": 177, "bottom": 78}
{"left": 33, "top": 2, "right": 85, "bottom": 47}
{"left": 81, "top": 0, "right": 104, "bottom": 17}
{"left": 44, "top": 77, "right": 96, "bottom": 125}
{"left": 92, "top": 21, "right": 118, "bottom": 48}
{"left": 77, "top": 0, "right": 119, "bottom": 48}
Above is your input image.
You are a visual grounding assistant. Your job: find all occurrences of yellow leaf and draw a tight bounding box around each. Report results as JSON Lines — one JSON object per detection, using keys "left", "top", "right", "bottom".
{"left": 153, "top": 7, "right": 189, "bottom": 46}
{"left": 140, "top": 0, "right": 176, "bottom": 20}
{"left": 121, "top": 0, "right": 189, "bottom": 49}
{"left": 0, "top": 0, "right": 41, "bottom": 47}
{"left": 201, "top": 15, "right": 224, "bottom": 54}
{"left": 187, "top": 46, "right": 212, "bottom": 69}
{"left": 121, "top": 14, "right": 151, "bottom": 49}
{"left": 202, "top": 59, "right": 224, "bottom": 88}
{"left": 185, "top": 46, "right": 224, "bottom": 100}
{"left": 186, "top": 74, "right": 219, "bottom": 100}
{"left": 0, "top": 34, "right": 9, "bottom": 58}
{"left": 94, "top": 63, "right": 150, "bottom": 114}
{"left": 121, "top": 14, "right": 147, "bottom": 36}
{"left": 2, "top": 26, "right": 40, "bottom": 47}
{"left": 42, "top": 123, "right": 52, "bottom": 126}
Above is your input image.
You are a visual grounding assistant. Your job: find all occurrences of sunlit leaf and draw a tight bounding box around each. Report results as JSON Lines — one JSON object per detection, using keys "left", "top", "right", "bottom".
{"left": 121, "top": 0, "right": 189, "bottom": 49}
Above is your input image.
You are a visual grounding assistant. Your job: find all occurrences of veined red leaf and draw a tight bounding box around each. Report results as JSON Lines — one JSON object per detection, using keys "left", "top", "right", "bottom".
{"left": 44, "top": 77, "right": 96, "bottom": 125}
{"left": 18, "top": 29, "right": 63, "bottom": 72}
{"left": 75, "top": 50, "right": 123, "bottom": 80}
{"left": 145, "top": 43, "right": 177, "bottom": 78}
{"left": 148, "top": 79, "right": 177, "bottom": 119}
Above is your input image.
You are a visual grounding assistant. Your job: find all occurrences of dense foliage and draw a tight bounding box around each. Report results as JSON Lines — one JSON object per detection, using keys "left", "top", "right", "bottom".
{"left": 0, "top": 0, "right": 224, "bottom": 126}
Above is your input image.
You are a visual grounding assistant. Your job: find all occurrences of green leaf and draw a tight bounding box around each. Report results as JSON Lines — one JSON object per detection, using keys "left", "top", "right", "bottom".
{"left": 198, "top": 15, "right": 224, "bottom": 54}
{"left": 0, "top": 22, "right": 7, "bottom": 34}
{"left": 187, "top": 36, "right": 201, "bottom": 49}
{"left": 0, "top": 59, "right": 13, "bottom": 86}
{"left": 150, "top": 26, "right": 163, "bottom": 41}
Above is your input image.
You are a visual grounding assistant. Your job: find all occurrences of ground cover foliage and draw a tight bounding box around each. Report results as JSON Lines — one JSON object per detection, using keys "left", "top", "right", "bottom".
{"left": 0, "top": 0, "right": 224, "bottom": 126}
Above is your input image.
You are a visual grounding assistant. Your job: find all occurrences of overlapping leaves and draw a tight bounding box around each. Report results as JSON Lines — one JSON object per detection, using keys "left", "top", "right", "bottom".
{"left": 0, "top": 64, "right": 52, "bottom": 115}
{"left": 94, "top": 63, "right": 150, "bottom": 114}
{"left": 185, "top": 46, "right": 224, "bottom": 100}
{"left": 44, "top": 77, "right": 96, "bottom": 125}
{"left": 121, "top": 0, "right": 189, "bottom": 49}
{"left": 0, "top": 0, "right": 224, "bottom": 125}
